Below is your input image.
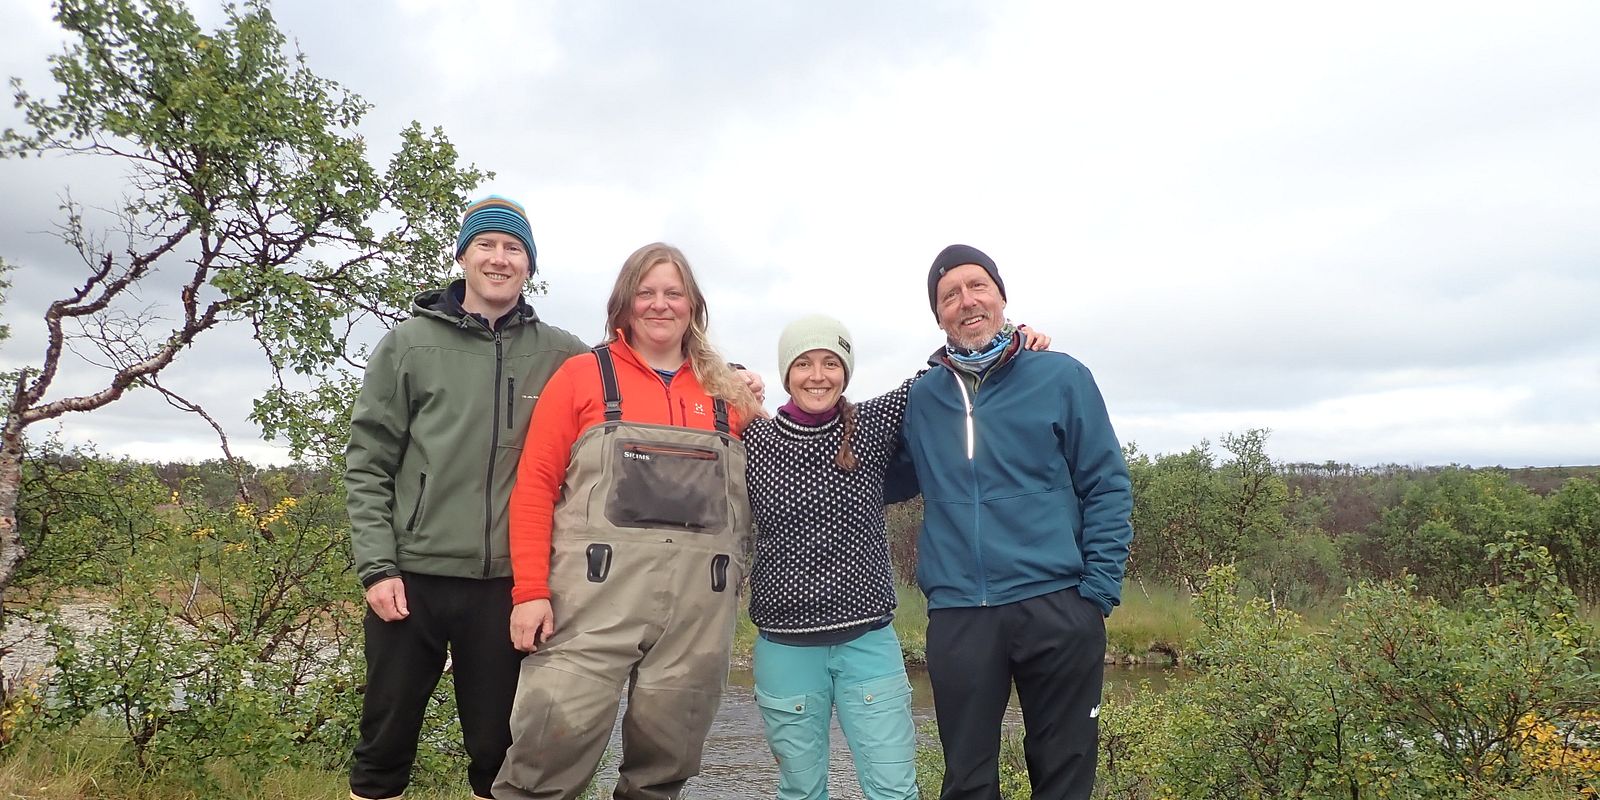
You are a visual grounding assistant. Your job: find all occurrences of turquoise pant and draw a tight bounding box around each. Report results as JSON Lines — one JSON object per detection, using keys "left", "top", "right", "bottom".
{"left": 752, "top": 625, "right": 918, "bottom": 800}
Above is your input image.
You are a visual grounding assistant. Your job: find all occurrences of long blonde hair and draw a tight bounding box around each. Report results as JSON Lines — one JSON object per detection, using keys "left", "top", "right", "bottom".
{"left": 604, "top": 243, "right": 761, "bottom": 421}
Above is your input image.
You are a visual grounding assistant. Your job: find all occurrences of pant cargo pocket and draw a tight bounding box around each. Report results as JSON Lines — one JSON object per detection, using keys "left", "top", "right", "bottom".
{"left": 838, "top": 671, "right": 915, "bottom": 762}
{"left": 753, "top": 686, "right": 828, "bottom": 775}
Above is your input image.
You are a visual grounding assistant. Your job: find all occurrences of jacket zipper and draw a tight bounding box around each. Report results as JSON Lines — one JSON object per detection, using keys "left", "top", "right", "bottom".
{"left": 484, "top": 329, "right": 505, "bottom": 577}
{"left": 951, "top": 371, "right": 987, "bottom": 606}
{"left": 657, "top": 373, "right": 678, "bottom": 425}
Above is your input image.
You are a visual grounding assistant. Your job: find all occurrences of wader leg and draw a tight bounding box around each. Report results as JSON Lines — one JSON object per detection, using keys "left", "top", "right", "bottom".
{"left": 494, "top": 662, "right": 625, "bottom": 800}
{"left": 613, "top": 553, "right": 741, "bottom": 800}
{"left": 612, "top": 677, "right": 722, "bottom": 800}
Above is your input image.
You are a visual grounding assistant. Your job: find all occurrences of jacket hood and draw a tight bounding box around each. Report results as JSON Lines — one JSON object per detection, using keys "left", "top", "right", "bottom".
{"left": 412, "top": 279, "right": 539, "bottom": 330}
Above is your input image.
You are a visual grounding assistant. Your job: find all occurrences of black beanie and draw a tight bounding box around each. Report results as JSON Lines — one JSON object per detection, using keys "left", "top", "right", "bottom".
{"left": 927, "top": 244, "right": 1005, "bottom": 316}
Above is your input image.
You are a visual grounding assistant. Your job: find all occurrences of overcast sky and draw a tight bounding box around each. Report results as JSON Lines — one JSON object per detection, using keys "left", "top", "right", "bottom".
{"left": 2, "top": 0, "right": 1597, "bottom": 468}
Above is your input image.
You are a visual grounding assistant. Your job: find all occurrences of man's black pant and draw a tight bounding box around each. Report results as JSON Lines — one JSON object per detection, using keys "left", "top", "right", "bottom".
{"left": 926, "top": 586, "right": 1106, "bottom": 800}
{"left": 350, "top": 572, "right": 522, "bottom": 800}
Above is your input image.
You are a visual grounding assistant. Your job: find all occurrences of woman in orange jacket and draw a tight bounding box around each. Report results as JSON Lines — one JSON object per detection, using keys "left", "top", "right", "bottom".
{"left": 494, "top": 243, "right": 762, "bottom": 800}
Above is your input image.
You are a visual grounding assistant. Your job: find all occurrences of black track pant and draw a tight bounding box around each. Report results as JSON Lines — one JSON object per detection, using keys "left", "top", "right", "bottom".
{"left": 925, "top": 586, "right": 1106, "bottom": 800}
{"left": 350, "top": 572, "right": 522, "bottom": 800}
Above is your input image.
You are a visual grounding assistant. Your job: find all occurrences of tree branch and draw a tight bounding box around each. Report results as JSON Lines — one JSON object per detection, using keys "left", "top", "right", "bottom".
{"left": 141, "top": 376, "right": 252, "bottom": 507}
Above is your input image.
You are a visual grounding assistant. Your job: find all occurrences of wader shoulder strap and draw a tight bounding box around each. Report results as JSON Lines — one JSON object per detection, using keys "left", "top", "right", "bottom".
{"left": 594, "top": 344, "right": 731, "bottom": 434}
{"left": 592, "top": 345, "right": 623, "bottom": 422}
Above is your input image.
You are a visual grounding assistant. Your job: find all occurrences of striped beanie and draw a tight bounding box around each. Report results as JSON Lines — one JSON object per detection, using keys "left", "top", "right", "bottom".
{"left": 455, "top": 195, "right": 537, "bottom": 271}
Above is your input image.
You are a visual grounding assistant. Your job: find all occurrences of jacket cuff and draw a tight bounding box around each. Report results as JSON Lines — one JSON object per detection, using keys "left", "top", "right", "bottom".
{"left": 511, "top": 584, "right": 550, "bottom": 604}
{"left": 1079, "top": 584, "right": 1114, "bottom": 617}
{"left": 361, "top": 567, "right": 402, "bottom": 588}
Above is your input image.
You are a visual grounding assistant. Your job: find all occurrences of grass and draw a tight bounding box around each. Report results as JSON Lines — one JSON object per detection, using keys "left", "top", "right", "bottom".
{"left": 1106, "top": 580, "right": 1203, "bottom": 663}
{"left": 0, "top": 718, "right": 614, "bottom": 800}
{"left": 731, "top": 598, "right": 758, "bottom": 665}
{"left": 1579, "top": 601, "right": 1600, "bottom": 632}
{"left": 0, "top": 719, "right": 513, "bottom": 800}
{"left": 0, "top": 721, "right": 455, "bottom": 800}
{"left": 891, "top": 583, "right": 929, "bottom": 664}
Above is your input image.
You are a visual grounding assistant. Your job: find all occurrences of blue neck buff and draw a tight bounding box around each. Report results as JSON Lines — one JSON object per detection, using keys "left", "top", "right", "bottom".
{"left": 945, "top": 323, "right": 1017, "bottom": 375}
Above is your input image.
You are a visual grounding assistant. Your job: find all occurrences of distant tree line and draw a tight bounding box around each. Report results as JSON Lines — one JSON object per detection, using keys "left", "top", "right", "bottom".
{"left": 18, "top": 428, "right": 1600, "bottom": 612}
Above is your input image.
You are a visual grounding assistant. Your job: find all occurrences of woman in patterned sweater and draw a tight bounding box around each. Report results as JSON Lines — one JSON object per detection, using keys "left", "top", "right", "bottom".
{"left": 743, "top": 315, "right": 1046, "bottom": 800}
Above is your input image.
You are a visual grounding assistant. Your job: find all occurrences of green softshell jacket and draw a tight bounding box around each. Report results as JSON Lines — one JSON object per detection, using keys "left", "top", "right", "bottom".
{"left": 346, "top": 282, "right": 588, "bottom": 587}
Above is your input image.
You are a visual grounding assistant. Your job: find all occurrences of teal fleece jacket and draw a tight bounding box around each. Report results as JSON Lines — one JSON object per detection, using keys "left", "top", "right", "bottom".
{"left": 890, "top": 347, "right": 1134, "bottom": 615}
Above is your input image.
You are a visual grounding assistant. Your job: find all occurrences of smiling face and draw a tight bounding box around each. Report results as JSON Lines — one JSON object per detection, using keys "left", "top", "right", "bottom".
{"left": 457, "top": 231, "right": 530, "bottom": 321}
{"left": 935, "top": 263, "right": 1008, "bottom": 350}
{"left": 627, "top": 259, "right": 693, "bottom": 358}
{"left": 786, "top": 348, "right": 846, "bottom": 415}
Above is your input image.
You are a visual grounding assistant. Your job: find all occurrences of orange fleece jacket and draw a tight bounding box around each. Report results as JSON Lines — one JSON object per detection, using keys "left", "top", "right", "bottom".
{"left": 508, "top": 337, "right": 748, "bottom": 603}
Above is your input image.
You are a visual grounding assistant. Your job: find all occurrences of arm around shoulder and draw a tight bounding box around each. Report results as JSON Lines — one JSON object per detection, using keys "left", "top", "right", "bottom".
{"left": 882, "top": 430, "right": 922, "bottom": 505}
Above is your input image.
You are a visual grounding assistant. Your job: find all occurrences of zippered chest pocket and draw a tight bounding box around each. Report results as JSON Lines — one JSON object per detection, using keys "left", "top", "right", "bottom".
{"left": 606, "top": 439, "right": 728, "bottom": 532}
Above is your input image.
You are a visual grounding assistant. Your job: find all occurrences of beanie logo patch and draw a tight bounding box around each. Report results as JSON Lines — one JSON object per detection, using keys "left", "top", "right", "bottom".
{"left": 837, "top": 336, "right": 852, "bottom": 353}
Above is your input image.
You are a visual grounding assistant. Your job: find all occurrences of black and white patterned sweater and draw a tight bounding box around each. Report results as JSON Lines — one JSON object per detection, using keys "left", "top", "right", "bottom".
{"left": 744, "top": 377, "right": 915, "bottom": 634}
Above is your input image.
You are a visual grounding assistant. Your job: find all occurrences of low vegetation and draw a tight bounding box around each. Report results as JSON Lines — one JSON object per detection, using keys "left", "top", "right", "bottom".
{"left": 4, "top": 438, "right": 1596, "bottom": 798}
{"left": 917, "top": 536, "right": 1599, "bottom": 799}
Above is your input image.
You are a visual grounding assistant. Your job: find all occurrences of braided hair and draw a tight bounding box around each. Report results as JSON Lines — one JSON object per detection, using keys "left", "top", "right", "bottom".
{"left": 834, "top": 396, "right": 859, "bottom": 472}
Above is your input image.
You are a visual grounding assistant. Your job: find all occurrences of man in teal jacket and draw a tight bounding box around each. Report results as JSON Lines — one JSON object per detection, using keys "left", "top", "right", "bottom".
{"left": 345, "top": 196, "right": 589, "bottom": 800}
{"left": 892, "top": 244, "right": 1133, "bottom": 800}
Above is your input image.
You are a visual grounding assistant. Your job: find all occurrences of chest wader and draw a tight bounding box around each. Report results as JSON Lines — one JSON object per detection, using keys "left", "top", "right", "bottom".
{"left": 495, "top": 346, "right": 752, "bottom": 800}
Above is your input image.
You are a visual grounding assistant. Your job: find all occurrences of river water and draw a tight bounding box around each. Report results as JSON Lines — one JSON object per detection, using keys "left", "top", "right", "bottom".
{"left": 586, "top": 664, "right": 1177, "bottom": 799}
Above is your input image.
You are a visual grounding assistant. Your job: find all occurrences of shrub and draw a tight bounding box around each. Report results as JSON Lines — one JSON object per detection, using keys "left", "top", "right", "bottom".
{"left": 1096, "top": 532, "right": 1599, "bottom": 799}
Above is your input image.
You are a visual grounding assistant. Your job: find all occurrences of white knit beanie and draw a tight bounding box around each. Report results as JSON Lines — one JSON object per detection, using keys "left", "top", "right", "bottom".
{"left": 777, "top": 314, "right": 854, "bottom": 395}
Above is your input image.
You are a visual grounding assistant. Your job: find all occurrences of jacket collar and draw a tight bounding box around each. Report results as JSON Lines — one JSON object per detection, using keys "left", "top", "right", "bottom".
{"left": 414, "top": 279, "right": 538, "bottom": 331}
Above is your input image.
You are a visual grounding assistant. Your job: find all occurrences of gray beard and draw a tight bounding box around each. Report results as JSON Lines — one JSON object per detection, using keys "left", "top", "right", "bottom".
{"left": 947, "top": 328, "right": 999, "bottom": 351}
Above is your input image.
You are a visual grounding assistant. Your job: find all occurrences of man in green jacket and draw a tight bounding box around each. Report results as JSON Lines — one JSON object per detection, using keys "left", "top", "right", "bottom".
{"left": 345, "top": 196, "right": 589, "bottom": 800}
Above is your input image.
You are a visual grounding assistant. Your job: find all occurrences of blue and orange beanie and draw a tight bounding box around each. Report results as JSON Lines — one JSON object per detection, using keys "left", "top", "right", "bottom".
{"left": 455, "top": 195, "right": 537, "bottom": 271}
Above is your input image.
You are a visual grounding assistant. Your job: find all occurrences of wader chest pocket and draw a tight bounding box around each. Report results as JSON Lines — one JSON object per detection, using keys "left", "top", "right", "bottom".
{"left": 607, "top": 440, "right": 727, "bottom": 531}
